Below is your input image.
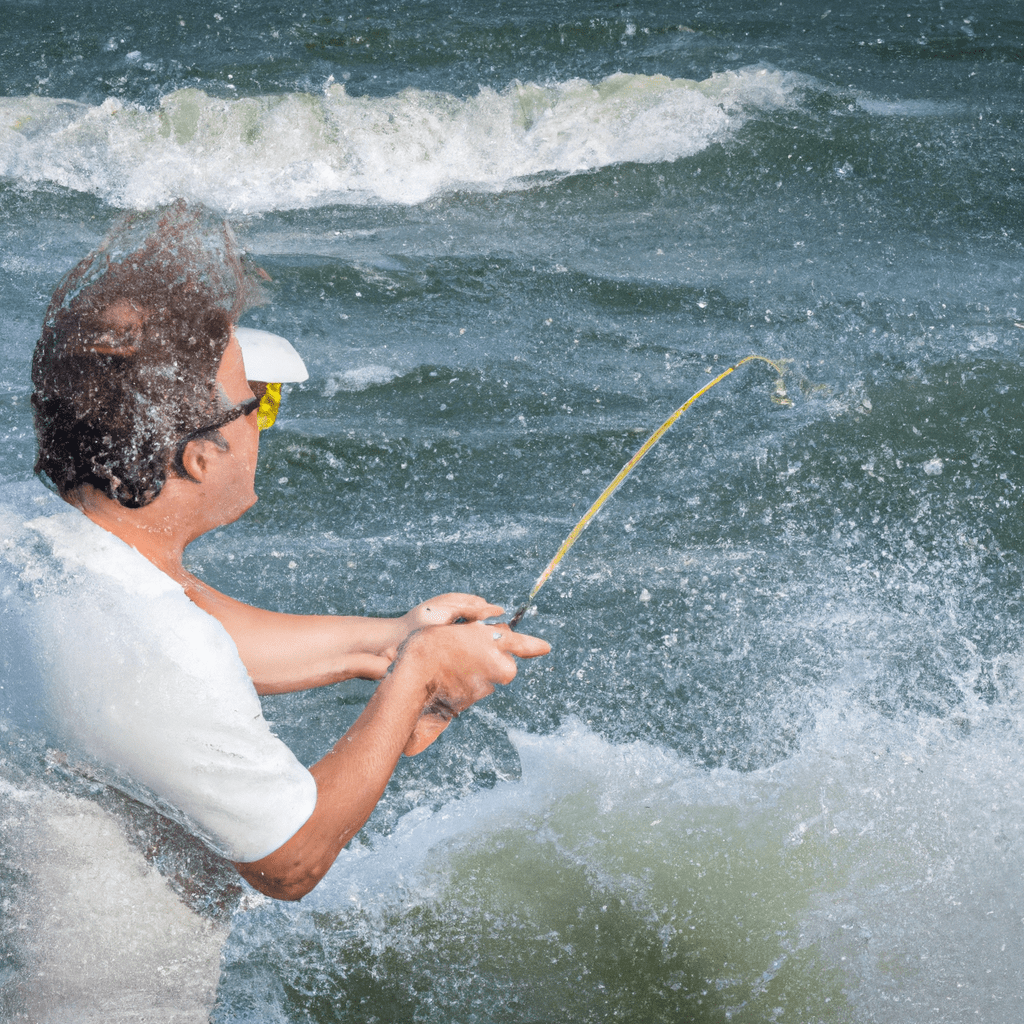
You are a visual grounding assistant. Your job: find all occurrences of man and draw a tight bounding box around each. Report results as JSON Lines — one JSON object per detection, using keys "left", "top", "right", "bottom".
{"left": 19, "top": 202, "right": 549, "bottom": 902}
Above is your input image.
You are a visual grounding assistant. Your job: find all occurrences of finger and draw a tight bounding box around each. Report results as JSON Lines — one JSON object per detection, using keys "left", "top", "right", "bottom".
{"left": 456, "top": 602, "right": 503, "bottom": 618}
{"left": 486, "top": 624, "right": 551, "bottom": 660}
{"left": 437, "top": 593, "right": 504, "bottom": 622}
{"left": 457, "top": 601, "right": 505, "bottom": 622}
{"left": 419, "top": 594, "right": 504, "bottom": 624}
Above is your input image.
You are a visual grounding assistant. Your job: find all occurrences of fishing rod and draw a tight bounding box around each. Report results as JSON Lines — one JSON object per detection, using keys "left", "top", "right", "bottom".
{"left": 508, "top": 354, "right": 788, "bottom": 629}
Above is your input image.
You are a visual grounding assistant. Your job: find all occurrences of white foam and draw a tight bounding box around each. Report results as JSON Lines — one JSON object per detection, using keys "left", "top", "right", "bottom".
{"left": 3, "top": 784, "right": 226, "bottom": 1022}
{"left": 323, "top": 364, "right": 401, "bottom": 395}
{"left": 856, "top": 96, "right": 959, "bottom": 118}
{"left": 1, "top": 68, "right": 804, "bottom": 211}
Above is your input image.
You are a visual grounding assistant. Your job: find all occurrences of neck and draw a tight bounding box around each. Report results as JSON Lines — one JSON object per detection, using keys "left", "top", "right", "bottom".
{"left": 69, "top": 482, "right": 204, "bottom": 583}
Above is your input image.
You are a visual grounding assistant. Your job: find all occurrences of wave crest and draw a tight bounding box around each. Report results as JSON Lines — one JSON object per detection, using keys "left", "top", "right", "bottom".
{"left": 1, "top": 68, "right": 801, "bottom": 211}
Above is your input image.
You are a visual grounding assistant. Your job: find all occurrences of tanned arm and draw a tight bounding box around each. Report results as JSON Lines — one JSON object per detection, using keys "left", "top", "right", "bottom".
{"left": 184, "top": 580, "right": 504, "bottom": 694}
{"left": 232, "top": 620, "right": 549, "bottom": 901}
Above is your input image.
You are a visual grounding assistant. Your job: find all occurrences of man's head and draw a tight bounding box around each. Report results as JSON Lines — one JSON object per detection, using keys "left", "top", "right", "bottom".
{"left": 32, "top": 202, "right": 262, "bottom": 508}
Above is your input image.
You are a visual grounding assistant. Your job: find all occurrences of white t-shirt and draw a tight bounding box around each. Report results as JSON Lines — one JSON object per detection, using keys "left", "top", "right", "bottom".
{"left": 0, "top": 480, "right": 317, "bottom": 863}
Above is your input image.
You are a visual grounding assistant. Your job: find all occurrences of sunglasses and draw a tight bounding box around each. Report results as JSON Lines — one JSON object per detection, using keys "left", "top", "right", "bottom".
{"left": 248, "top": 381, "right": 283, "bottom": 431}
{"left": 180, "top": 381, "right": 283, "bottom": 446}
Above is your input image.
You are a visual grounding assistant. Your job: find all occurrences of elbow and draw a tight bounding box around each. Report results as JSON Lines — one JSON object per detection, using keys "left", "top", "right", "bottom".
{"left": 232, "top": 795, "right": 363, "bottom": 901}
{"left": 233, "top": 859, "right": 320, "bottom": 902}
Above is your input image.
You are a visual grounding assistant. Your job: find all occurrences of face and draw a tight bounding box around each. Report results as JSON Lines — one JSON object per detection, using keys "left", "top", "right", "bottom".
{"left": 200, "top": 332, "right": 260, "bottom": 523}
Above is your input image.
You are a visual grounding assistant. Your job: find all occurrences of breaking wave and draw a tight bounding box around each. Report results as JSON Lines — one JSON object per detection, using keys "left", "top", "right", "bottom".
{"left": 0, "top": 67, "right": 804, "bottom": 210}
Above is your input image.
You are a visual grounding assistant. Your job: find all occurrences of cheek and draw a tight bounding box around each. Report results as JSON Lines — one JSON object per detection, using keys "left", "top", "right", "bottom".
{"left": 222, "top": 419, "right": 259, "bottom": 479}
{"left": 244, "top": 424, "right": 260, "bottom": 475}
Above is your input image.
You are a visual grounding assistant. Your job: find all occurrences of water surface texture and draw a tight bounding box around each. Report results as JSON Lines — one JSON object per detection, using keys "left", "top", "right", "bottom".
{"left": 2, "top": 1, "right": 1023, "bottom": 1021}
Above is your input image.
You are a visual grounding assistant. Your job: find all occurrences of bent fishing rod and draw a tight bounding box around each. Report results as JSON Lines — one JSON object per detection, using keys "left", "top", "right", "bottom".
{"left": 508, "top": 354, "right": 789, "bottom": 629}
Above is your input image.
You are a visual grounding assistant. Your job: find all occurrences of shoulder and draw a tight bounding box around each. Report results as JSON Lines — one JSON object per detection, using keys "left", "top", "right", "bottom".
{"left": 0, "top": 479, "right": 254, "bottom": 739}
{"left": 0, "top": 479, "right": 178, "bottom": 600}
{"left": 26, "top": 495, "right": 181, "bottom": 600}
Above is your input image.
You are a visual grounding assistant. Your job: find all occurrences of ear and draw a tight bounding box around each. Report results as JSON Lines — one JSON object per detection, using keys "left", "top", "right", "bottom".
{"left": 177, "top": 437, "right": 219, "bottom": 484}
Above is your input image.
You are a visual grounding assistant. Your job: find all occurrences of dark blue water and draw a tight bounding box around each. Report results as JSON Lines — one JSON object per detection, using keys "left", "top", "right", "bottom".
{"left": 2, "top": 2, "right": 1024, "bottom": 1021}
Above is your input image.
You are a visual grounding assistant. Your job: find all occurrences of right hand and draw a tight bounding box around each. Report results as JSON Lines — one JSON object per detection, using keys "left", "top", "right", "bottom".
{"left": 396, "top": 620, "right": 550, "bottom": 756}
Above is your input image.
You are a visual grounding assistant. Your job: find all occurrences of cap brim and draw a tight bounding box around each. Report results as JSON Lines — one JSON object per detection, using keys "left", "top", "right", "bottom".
{"left": 234, "top": 327, "right": 309, "bottom": 383}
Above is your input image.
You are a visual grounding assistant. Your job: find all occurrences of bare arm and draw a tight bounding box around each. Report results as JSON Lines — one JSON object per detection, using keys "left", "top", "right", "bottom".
{"left": 183, "top": 578, "right": 503, "bottom": 694}
{"left": 232, "top": 621, "right": 550, "bottom": 900}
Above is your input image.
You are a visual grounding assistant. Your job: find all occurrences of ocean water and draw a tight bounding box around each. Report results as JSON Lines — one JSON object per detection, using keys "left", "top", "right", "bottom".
{"left": 2, "top": 1, "right": 1024, "bottom": 1020}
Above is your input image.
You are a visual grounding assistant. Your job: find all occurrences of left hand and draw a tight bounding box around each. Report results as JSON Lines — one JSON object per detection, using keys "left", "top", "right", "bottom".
{"left": 396, "top": 593, "right": 504, "bottom": 637}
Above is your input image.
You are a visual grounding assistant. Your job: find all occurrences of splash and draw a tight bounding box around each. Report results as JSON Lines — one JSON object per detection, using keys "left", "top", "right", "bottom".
{"left": 216, "top": 704, "right": 1024, "bottom": 1023}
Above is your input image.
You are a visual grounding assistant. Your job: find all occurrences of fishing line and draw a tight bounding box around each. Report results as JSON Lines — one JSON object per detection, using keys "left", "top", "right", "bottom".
{"left": 508, "top": 354, "right": 788, "bottom": 628}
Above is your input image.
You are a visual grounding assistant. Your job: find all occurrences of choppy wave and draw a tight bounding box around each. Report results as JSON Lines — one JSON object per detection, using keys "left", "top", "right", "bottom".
{"left": 216, "top": 703, "right": 1024, "bottom": 1022}
{"left": 0, "top": 68, "right": 803, "bottom": 211}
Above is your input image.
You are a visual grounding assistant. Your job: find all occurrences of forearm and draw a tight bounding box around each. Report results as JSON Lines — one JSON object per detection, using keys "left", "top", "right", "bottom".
{"left": 186, "top": 580, "right": 506, "bottom": 694}
{"left": 239, "top": 612, "right": 401, "bottom": 692}
{"left": 233, "top": 651, "right": 431, "bottom": 900}
{"left": 185, "top": 577, "right": 405, "bottom": 691}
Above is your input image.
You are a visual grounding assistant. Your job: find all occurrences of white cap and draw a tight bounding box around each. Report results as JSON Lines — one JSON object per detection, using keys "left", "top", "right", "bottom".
{"left": 234, "top": 327, "right": 309, "bottom": 383}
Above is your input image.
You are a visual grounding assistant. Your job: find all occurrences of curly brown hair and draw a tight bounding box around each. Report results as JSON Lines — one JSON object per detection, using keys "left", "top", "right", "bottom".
{"left": 32, "top": 202, "right": 264, "bottom": 508}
